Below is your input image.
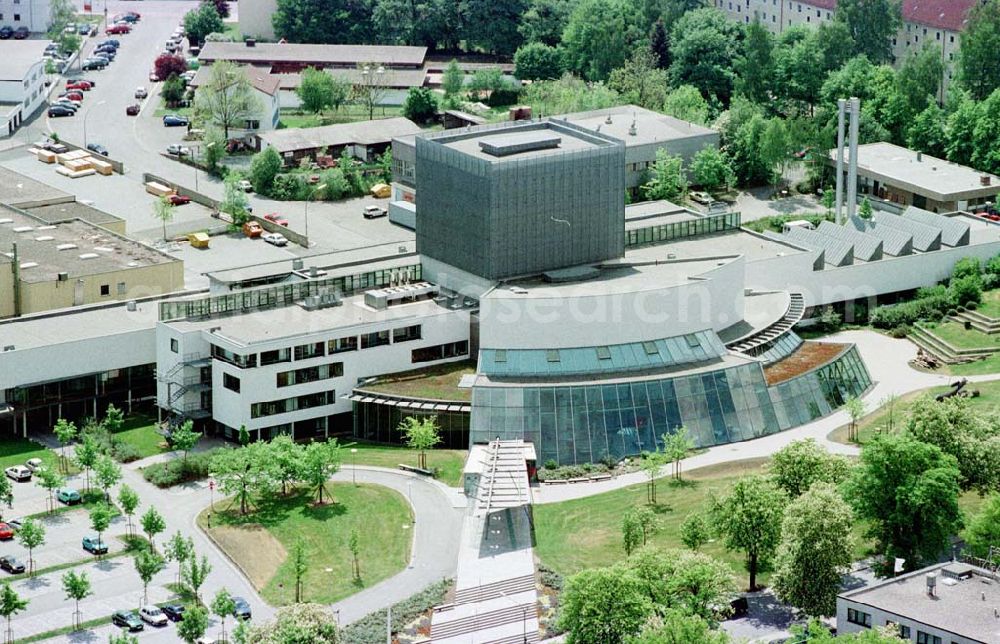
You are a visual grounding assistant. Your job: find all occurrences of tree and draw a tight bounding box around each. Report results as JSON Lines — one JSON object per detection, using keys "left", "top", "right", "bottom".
{"left": 844, "top": 395, "right": 866, "bottom": 442}
{"left": 108, "top": 634, "right": 140, "bottom": 644}
{"left": 711, "top": 475, "right": 788, "bottom": 591}
{"left": 460, "top": 0, "right": 525, "bottom": 56}
{"left": 353, "top": 63, "right": 392, "bottom": 121}
{"left": 621, "top": 509, "right": 643, "bottom": 556}
{"left": 773, "top": 28, "right": 824, "bottom": 113}
{"left": 140, "top": 506, "right": 166, "bottom": 552}
{"left": 88, "top": 504, "right": 113, "bottom": 560}
{"left": 267, "top": 434, "right": 303, "bottom": 495}
{"left": 0, "top": 477, "right": 11, "bottom": 523}
{"left": 53, "top": 418, "right": 77, "bottom": 474}
{"left": 768, "top": 438, "right": 851, "bottom": 497}
{"left": 680, "top": 513, "right": 710, "bottom": 551}
{"left": 61, "top": 570, "right": 92, "bottom": 630}
{"left": 397, "top": 416, "right": 440, "bottom": 470}
{"left": 165, "top": 531, "right": 194, "bottom": 585}
{"left": 221, "top": 174, "right": 251, "bottom": 225}
{"left": 441, "top": 59, "right": 465, "bottom": 98}
{"left": 772, "top": 484, "right": 854, "bottom": 616}
{"left": 346, "top": 528, "right": 361, "bottom": 582}
{"left": 625, "top": 609, "right": 728, "bottom": 643}
{"left": 207, "top": 0, "right": 230, "bottom": 19}
{"left": 74, "top": 435, "right": 99, "bottom": 493}
{"left": 858, "top": 197, "right": 873, "bottom": 219}
{"left": 662, "top": 85, "right": 710, "bottom": 126}
{"left": 17, "top": 519, "right": 44, "bottom": 576}
{"left": 638, "top": 447, "right": 667, "bottom": 505}
{"left": 239, "top": 603, "right": 340, "bottom": 643}
{"left": 0, "top": 583, "right": 27, "bottom": 644}
{"left": 690, "top": 147, "right": 733, "bottom": 192}
{"left": 273, "top": 0, "right": 373, "bottom": 44}
{"left": 662, "top": 427, "right": 694, "bottom": 481}
{"left": 519, "top": 0, "right": 572, "bottom": 46}
{"left": 153, "top": 196, "right": 176, "bottom": 242}
{"left": 170, "top": 419, "right": 201, "bottom": 462}
{"left": 958, "top": 0, "right": 1000, "bottom": 101}
{"left": 182, "top": 554, "right": 212, "bottom": 602}
{"left": 36, "top": 467, "right": 63, "bottom": 514}
{"left": 303, "top": 440, "right": 341, "bottom": 505}
{"left": 514, "top": 42, "right": 564, "bottom": 81}
{"left": 177, "top": 605, "right": 209, "bottom": 643}
{"left": 212, "top": 588, "right": 236, "bottom": 641}
{"left": 238, "top": 424, "right": 250, "bottom": 446}
{"left": 203, "top": 127, "right": 228, "bottom": 176}
{"left": 626, "top": 547, "right": 736, "bottom": 623}
{"left": 845, "top": 433, "right": 961, "bottom": 572}
{"left": 642, "top": 150, "right": 687, "bottom": 203}
{"left": 649, "top": 18, "right": 669, "bottom": 69}
{"left": 154, "top": 54, "right": 188, "bottom": 83}
{"left": 561, "top": 0, "right": 634, "bottom": 81}
{"left": 737, "top": 20, "right": 773, "bottom": 104}
{"left": 558, "top": 565, "right": 652, "bottom": 644}
{"left": 897, "top": 44, "right": 944, "bottom": 116}
{"left": 965, "top": 493, "right": 1000, "bottom": 558}
{"left": 907, "top": 102, "right": 947, "bottom": 158}
{"left": 759, "top": 117, "right": 790, "bottom": 188}
{"left": 250, "top": 147, "right": 283, "bottom": 195}
{"left": 792, "top": 619, "right": 908, "bottom": 643}
{"left": 401, "top": 87, "right": 438, "bottom": 124}
{"left": 48, "top": 0, "right": 74, "bottom": 32}
{"left": 94, "top": 454, "right": 121, "bottom": 504}
{"left": 211, "top": 442, "right": 276, "bottom": 514}
{"left": 835, "top": 0, "right": 902, "bottom": 65}
{"left": 161, "top": 74, "right": 186, "bottom": 107}
{"left": 195, "top": 61, "right": 262, "bottom": 140}
{"left": 297, "top": 67, "right": 336, "bottom": 114}
{"left": 668, "top": 8, "right": 742, "bottom": 106}
{"left": 183, "top": 2, "right": 224, "bottom": 47}
{"left": 607, "top": 49, "right": 669, "bottom": 111}
{"left": 292, "top": 538, "right": 307, "bottom": 602}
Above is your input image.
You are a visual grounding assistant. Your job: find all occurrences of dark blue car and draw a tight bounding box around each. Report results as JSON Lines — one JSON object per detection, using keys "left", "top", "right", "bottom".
{"left": 162, "top": 114, "right": 189, "bottom": 127}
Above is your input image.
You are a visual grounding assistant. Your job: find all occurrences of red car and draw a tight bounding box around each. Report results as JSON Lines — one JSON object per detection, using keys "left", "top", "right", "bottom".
{"left": 168, "top": 194, "right": 191, "bottom": 205}
{"left": 125, "top": 104, "right": 140, "bottom": 116}
{"left": 65, "top": 81, "right": 91, "bottom": 91}
{"left": 264, "top": 213, "right": 288, "bottom": 227}
{"left": 60, "top": 91, "right": 84, "bottom": 102}
{"left": 0, "top": 524, "right": 13, "bottom": 540}
{"left": 106, "top": 24, "right": 130, "bottom": 34}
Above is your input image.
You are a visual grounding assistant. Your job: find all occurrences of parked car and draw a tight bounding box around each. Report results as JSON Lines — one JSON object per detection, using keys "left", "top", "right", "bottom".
{"left": 25, "top": 458, "right": 44, "bottom": 472}
{"left": 0, "top": 523, "right": 13, "bottom": 540}
{"left": 95, "top": 44, "right": 117, "bottom": 55}
{"left": 0, "top": 26, "right": 12, "bottom": 39}
{"left": 232, "top": 597, "right": 252, "bottom": 620}
{"left": 63, "top": 23, "right": 77, "bottom": 34}
{"left": 262, "top": 232, "right": 288, "bottom": 247}
{"left": 87, "top": 143, "right": 109, "bottom": 156}
{"left": 97, "top": 38, "right": 119, "bottom": 48}
{"left": 65, "top": 80, "right": 92, "bottom": 91}
{"left": 168, "top": 194, "right": 191, "bottom": 205}
{"left": 5, "top": 466, "right": 30, "bottom": 482}
{"left": 0, "top": 557, "right": 24, "bottom": 574}
{"left": 166, "top": 144, "right": 191, "bottom": 156}
{"left": 263, "top": 213, "right": 288, "bottom": 226}
{"left": 57, "top": 488, "right": 81, "bottom": 505}
{"left": 236, "top": 179, "right": 253, "bottom": 192}
{"left": 6, "top": 519, "right": 22, "bottom": 533}
{"left": 139, "top": 605, "right": 168, "bottom": 627}
{"left": 242, "top": 221, "right": 263, "bottom": 238}
{"left": 82, "top": 535, "right": 108, "bottom": 555}
{"left": 125, "top": 104, "right": 140, "bottom": 116}
{"left": 77, "top": 23, "right": 92, "bottom": 35}
{"left": 92, "top": 51, "right": 115, "bottom": 62}
{"left": 363, "top": 205, "right": 388, "bottom": 219}
{"left": 53, "top": 101, "right": 79, "bottom": 112}
{"left": 134, "top": 86, "right": 147, "bottom": 99}
{"left": 162, "top": 114, "right": 189, "bottom": 127}
{"left": 105, "top": 24, "right": 130, "bottom": 35}
{"left": 13, "top": 27, "right": 28, "bottom": 39}
{"left": 161, "top": 604, "right": 185, "bottom": 622}
{"left": 82, "top": 59, "right": 107, "bottom": 71}
{"left": 690, "top": 191, "right": 712, "bottom": 205}
{"left": 59, "top": 91, "right": 84, "bottom": 102}
{"left": 112, "top": 610, "right": 144, "bottom": 632}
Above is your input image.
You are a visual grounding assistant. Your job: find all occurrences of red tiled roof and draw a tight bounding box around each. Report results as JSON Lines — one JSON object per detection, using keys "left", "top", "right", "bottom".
{"left": 798, "top": 0, "right": 976, "bottom": 31}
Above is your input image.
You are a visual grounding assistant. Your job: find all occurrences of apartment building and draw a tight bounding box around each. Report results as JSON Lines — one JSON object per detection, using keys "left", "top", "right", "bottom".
{"left": 0, "top": 40, "right": 48, "bottom": 137}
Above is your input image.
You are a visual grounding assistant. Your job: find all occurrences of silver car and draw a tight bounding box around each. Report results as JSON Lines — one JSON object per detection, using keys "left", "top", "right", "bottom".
{"left": 262, "top": 232, "right": 288, "bottom": 247}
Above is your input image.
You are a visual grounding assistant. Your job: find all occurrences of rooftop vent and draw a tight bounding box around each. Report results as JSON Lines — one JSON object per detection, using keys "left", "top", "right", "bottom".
{"left": 126, "top": 301, "right": 137, "bottom": 312}
{"left": 12, "top": 226, "right": 32, "bottom": 233}
{"left": 927, "top": 572, "right": 937, "bottom": 597}
{"left": 94, "top": 246, "right": 114, "bottom": 252}
{"left": 479, "top": 131, "right": 561, "bottom": 157}
{"left": 0, "top": 218, "right": 11, "bottom": 224}
{"left": 298, "top": 290, "right": 342, "bottom": 311}
{"left": 292, "top": 258, "right": 304, "bottom": 270}
{"left": 19, "top": 262, "right": 37, "bottom": 269}
{"left": 917, "top": 151, "right": 923, "bottom": 162}
{"left": 245, "top": 38, "right": 256, "bottom": 47}
{"left": 2, "top": 346, "right": 13, "bottom": 352}
{"left": 56, "top": 243, "right": 77, "bottom": 251}
{"left": 36, "top": 225, "right": 56, "bottom": 230}
{"left": 35, "top": 236, "right": 54, "bottom": 242}
{"left": 78, "top": 253, "right": 99, "bottom": 260}
{"left": 982, "top": 175, "right": 992, "bottom": 186}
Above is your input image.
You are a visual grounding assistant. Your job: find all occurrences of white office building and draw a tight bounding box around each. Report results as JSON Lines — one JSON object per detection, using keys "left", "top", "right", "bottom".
{"left": 0, "top": 39, "right": 48, "bottom": 137}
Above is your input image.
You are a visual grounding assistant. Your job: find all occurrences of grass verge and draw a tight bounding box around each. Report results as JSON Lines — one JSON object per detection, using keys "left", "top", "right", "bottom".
{"left": 198, "top": 483, "right": 412, "bottom": 605}
{"left": 111, "top": 413, "right": 168, "bottom": 459}
{"left": 0, "top": 438, "right": 61, "bottom": 472}
{"left": 278, "top": 105, "right": 406, "bottom": 128}
{"left": 14, "top": 615, "right": 112, "bottom": 643}
{"left": 920, "top": 320, "right": 1000, "bottom": 351}
{"left": 346, "top": 444, "right": 466, "bottom": 487}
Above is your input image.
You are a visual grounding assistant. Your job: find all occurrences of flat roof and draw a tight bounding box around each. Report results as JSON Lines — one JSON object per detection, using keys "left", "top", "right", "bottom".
{"left": 257, "top": 117, "right": 422, "bottom": 153}
{"left": 830, "top": 142, "right": 1000, "bottom": 201}
{"left": 624, "top": 229, "right": 806, "bottom": 263}
{"left": 431, "top": 120, "right": 617, "bottom": 163}
{"left": 0, "top": 166, "right": 71, "bottom": 206}
{"left": 839, "top": 562, "right": 1000, "bottom": 640}
{"left": 199, "top": 42, "right": 428, "bottom": 67}
{"left": 263, "top": 65, "right": 428, "bottom": 90}
{"left": 206, "top": 242, "right": 419, "bottom": 284}
{"left": 624, "top": 199, "right": 691, "bottom": 221}
{"left": 0, "top": 300, "right": 158, "bottom": 351}
{"left": 23, "top": 202, "right": 124, "bottom": 229}
{"left": 0, "top": 206, "right": 179, "bottom": 283}
{"left": 0, "top": 40, "right": 49, "bottom": 81}
{"left": 561, "top": 104, "right": 717, "bottom": 147}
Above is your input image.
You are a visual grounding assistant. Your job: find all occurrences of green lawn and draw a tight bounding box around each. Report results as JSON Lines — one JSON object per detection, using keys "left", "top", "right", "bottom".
{"left": 219, "top": 21, "right": 242, "bottom": 41}
{"left": 921, "top": 321, "right": 1000, "bottom": 350}
{"left": 0, "top": 437, "right": 61, "bottom": 472}
{"left": 346, "top": 443, "right": 466, "bottom": 487}
{"left": 948, "top": 352, "right": 1000, "bottom": 376}
{"left": 279, "top": 106, "right": 406, "bottom": 128}
{"left": 200, "top": 484, "right": 412, "bottom": 605}
{"left": 974, "top": 290, "right": 1000, "bottom": 319}
{"left": 153, "top": 100, "right": 194, "bottom": 119}
{"left": 111, "top": 414, "right": 167, "bottom": 459}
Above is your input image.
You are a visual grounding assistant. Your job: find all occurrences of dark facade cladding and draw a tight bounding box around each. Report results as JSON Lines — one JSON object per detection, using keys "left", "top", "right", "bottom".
{"left": 353, "top": 400, "right": 470, "bottom": 449}
{"left": 469, "top": 345, "right": 871, "bottom": 466}
{"left": 415, "top": 121, "right": 626, "bottom": 280}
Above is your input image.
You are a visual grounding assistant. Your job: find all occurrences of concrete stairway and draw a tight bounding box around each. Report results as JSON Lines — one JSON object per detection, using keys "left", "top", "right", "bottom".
{"left": 908, "top": 324, "right": 996, "bottom": 364}
{"left": 729, "top": 293, "right": 805, "bottom": 354}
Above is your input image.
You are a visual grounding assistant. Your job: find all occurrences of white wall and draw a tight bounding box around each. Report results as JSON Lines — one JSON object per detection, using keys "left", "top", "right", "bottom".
{"left": 0, "top": 0, "right": 50, "bottom": 33}
{"left": 836, "top": 598, "right": 979, "bottom": 644}
{"left": 0, "top": 58, "right": 46, "bottom": 137}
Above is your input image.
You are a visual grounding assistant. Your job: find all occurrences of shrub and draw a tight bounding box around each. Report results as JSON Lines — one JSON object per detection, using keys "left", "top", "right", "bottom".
{"left": 968, "top": 301, "right": 978, "bottom": 311}
{"left": 543, "top": 458, "right": 558, "bottom": 470}
{"left": 110, "top": 442, "right": 144, "bottom": 463}
{"left": 948, "top": 308, "right": 958, "bottom": 316}
{"left": 270, "top": 174, "right": 308, "bottom": 200}
{"left": 142, "top": 449, "right": 219, "bottom": 487}
{"left": 341, "top": 580, "right": 450, "bottom": 644}
{"left": 537, "top": 463, "right": 609, "bottom": 481}
{"left": 889, "top": 324, "right": 910, "bottom": 338}
{"left": 952, "top": 256, "right": 982, "bottom": 280}
{"left": 401, "top": 87, "right": 439, "bottom": 124}
{"left": 949, "top": 274, "right": 983, "bottom": 307}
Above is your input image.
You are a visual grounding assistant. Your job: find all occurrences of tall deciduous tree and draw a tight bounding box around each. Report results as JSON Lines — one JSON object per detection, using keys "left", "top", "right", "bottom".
{"left": 965, "top": 493, "right": 1000, "bottom": 558}
{"left": 211, "top": 588, "right": 236, "bottom": 641}
{"left": 88, "top": 504, "right": 113, "bottom": 560}
{"left": 835, "top": 0, "right": 902, "bottom": 65}
{"left": 397, "top": 417, "right": 441, "bottom": 470}
{"left": 140, "top": 507, "right": 166, "bottom": 552}
{"left": 74, "top": 435, "right": 99, "bottom": 493}
{"left": 662, "top": 85, "right": 710, "bottom": 125}
{"left": 302, "top": 441, "right": 341, "bottom": 505}
{"left": 53, "top": 418, "right": 77, "bottom": 474}
{"left": 0, "top": 476, "right": 12, "bottom": 523}
{"left": 607, "top": 49, "right": 669, "bottom": 110}
{"left": 711, "top": 475, "right": 787, "bottom": 591}
{"left": 958, "top": 0, "right": 1000, "bottom": 101}
{"left": 559, "top": 565, "right": 652, "bottom": 644}
{"left": 626, "top": 609, "right": 729, "bottom": 643}
{"left": 845, "top": 433, "right": 962, "bottom": 571}
{"left": 153, "top": 196, "right": 176, "bottom": 242}
{"left": 768, "top": 438, "right": 851, "bottom": 498}
{"left": 668, "top": 8, "right": 742, "bottom": 106}
{"left": 61, "top": 570, "right": 92, "bottom": 629}
{"left": 154, "top": 54, "right": 188, "bottom": 83}
{"left": 94, "top": 454, "right": 121, "bottom": 504}
{"left": 907, "top": 102, "right": 948, "bottom": 158}
{"left": 273, "top": 0, "right": 372, "bottom": 43}
{"left": 561, "top": 0, "right": 635, "bottom": 81}
{"left": 182, "top": 554, "right": 212, "bottom": 603}
{"left": 353, "top": 62, "right": 391, "bottom": 120}
{"left": 772, "top": 484, "right": 854, "bottom": 616}
{"left": 896, "top": 44, "right": 944, "bottom": 116}
{"left": 401, "top": 87, "right": 439, "bottom": 124}
{"left": 690, "top": 147, "right": 734, "bottom": 192}
{"left": 460, "top": 0, "right": 525, "bottom": 56}
{"left": 249, "top": 147, "right": 283, "bottom": 195}
{"left": 642, "top": 150, "right": 687, "bottom": 204}
{"left": 177, "top": 605, "right": 209, "bottom": 643}
{"left": 648, "top": 18, "right": 669, "bottom": 69}
{"left": 680, "top": 512, "right": 709, "bottom": 551}
{"left": 169, "top": 420, "right": 201, "bottom": 462}
{"left": 165, "top": 531, "right": 195, "bottom": 585}
{"left": 737, "top": 20, "right": 773, "bottom": 105}
{"left": 17, "top": 519, "right": 45, "bottom": 576}
{"left": 626, "top": 547, "right": 736, "bottom": 623}
{"left": 194, "top": 60, "right": 262, "bottom": 140}
{"left": 267, "top": 434, "right": 304, "bottom": 496}
{"left": 514, "top": 42, "right": 564, "bottom": 81}
{"left": 183, "top": 2, "right": 224, "bottom": 47}
{"left": 0, "top": 583, "right": 27, "bottom": 643}
{"left": 297, "top": 67, "right": 336, "bottom": 114}
{"left": 519, "top": 0, "right": 572, "bottom": 46}
{"left": 36, "top": 467, "right": 63, "bottom": 514}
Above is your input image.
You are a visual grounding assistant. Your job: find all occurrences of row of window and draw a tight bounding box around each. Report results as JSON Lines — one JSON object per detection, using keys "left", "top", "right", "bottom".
{"left": 846, "top": 608, "right": 871, "bottom": 627}
{"left": 251, "top": 389, "right": 337, "bottom": 418}
{"left": 277, "top": 361, "right": 344, "bottom": 388}
{"left": 412, "top": 341, "right": 469, "bottom": 364}
{"left": 849, "top": 609, "right": 944, "bottom": 644}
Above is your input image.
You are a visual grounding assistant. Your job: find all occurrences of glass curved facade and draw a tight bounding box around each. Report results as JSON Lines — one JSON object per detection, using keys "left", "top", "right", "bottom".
{"left": 470, "top": 344, "right": 871, "bottom": 466}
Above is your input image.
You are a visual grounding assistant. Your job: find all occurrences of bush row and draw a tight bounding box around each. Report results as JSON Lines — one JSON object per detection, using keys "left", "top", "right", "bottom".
{"left": 537, "top": 461, "right": 613, "bottom": 481}
{"left": 142, "top": 449, "right": 219, "bottom": 488}
{"left": 341, "top": 579, "right": 451, "bottom": 644}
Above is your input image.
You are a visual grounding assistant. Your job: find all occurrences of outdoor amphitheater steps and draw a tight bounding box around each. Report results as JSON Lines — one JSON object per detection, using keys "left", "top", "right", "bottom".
{"left": 949, "top": 310, "right": 1000, "bottom": 334}
{"left": 909, "top": 324, "right": 996, "bottom": 364}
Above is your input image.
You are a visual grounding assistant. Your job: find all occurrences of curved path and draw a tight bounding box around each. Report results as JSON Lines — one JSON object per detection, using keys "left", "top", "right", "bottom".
{"left": 533, "top": 329, "right": 1000, "bottom": 504}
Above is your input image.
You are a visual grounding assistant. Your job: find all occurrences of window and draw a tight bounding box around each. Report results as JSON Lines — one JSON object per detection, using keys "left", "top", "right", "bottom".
{"left": 596, "top": 346, "right": 611, "bottom": 360}
{"left": 245, "top": 119, "right": 260, "bottom": 129}
{"left": 117, "top": 282, "right": 126, "bottom": 295}
{"left": 294, "top": 342, "right": 325, "bottom": 361}
{"left": 642, "top": 341, "right": 659, "bottom": 355}
{"left": 100, "top": 284, "right": 110, "bottom": 296}
{"left": 170, "top": 339, "right": 179, "bottom": 354}
{"left": 211, "top": 345, "right": 257, "bottom": 368}
{"left": 277, "top": 362, "right": 343, "bottom": 387}
{"left": 412, "top": 341, "right": 469, "bottom": 363}
{"left": 392, "top": 325, "right": 421, "bottom": 343}
{"left": 361, "top": 330, "right": 390, "bottom": 349}
{"left": 260, "top": 348, "right": 291, "bottom": 365}
{"left": 494, "top": 349, "right": 507, "bottom": 363}
{"left": 13, "top": 14, "right": 19, "bottom": 20}
{"left": 546, "top": 349, "right": 560, "bottom": 362}
{"left": 328, "top": 336, "right": 357, "bottom": 354}
{"left": 916, "top": 633, "right": 941, "bottom": 644}
{"left": 223, "top": 373, "right": 241, "bottom": 392}
{"left": 847, "top": 608, "right": 871, "bottom": 628}
{"left": 898, "top": 625, "right": 911, "bottom": 638}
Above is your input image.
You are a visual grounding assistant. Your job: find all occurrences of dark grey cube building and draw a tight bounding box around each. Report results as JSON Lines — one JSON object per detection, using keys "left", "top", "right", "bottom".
{"left": 415, "top": 120, "right": 626, "bottom": 280}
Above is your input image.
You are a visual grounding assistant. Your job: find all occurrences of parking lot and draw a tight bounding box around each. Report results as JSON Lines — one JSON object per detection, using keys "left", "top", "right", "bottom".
{"left": 1, "top": 506, "right": 128, "bottom": 571}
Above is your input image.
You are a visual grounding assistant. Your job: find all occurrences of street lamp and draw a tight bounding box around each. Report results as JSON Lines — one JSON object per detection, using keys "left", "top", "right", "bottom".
{"left": 350, "top": 447, "right": 358, "bottom": 486}
{"left": 304, "top": 183, "right": 326, "bottom": 246}
{"left": 82, "top": 99, "right": 106, "bottom": 148}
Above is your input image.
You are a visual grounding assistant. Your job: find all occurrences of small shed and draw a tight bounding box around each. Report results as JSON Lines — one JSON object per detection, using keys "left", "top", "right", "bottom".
{"left": 442, "top": 109, "right": 487, "bottom": 130}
